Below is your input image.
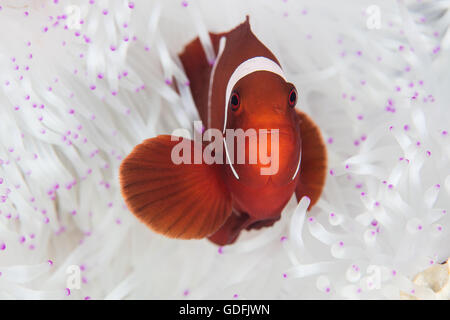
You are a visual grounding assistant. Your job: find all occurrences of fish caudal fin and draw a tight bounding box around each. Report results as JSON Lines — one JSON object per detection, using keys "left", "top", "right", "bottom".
{"left": 119, "top": 135, "right": 232, "bottom": 239}
{"left": 295, "top": 111, "right": 327, "bottom": 209}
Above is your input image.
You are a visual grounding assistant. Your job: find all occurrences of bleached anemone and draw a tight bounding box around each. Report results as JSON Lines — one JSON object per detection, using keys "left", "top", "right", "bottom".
{"left": 0, "top": 0, "right": 448, "bottom": 299}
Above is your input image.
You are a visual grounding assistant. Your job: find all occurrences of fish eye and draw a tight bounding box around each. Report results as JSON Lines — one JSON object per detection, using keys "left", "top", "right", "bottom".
{"left": 230, "top": 92, "right": 240, "bottom": 111}
{"left": 288, "top": 87, "right": 297, "bottom": 107}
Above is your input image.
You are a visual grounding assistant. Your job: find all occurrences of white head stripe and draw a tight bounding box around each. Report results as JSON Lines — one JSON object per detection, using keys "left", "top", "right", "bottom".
{"left": 291, "top": 150, "right": 302, "bottom": 180}
{"left": 223, "top": 56, "right": 286, "bottom": 133}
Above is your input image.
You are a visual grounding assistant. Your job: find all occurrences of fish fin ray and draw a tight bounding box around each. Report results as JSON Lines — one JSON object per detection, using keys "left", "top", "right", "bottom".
{"left": 120, "top": 135, "right": 232, "bottom": 239}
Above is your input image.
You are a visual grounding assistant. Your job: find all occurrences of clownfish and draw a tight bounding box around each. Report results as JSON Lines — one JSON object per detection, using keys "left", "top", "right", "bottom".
{"left": 119, "top": 16, "right": 327, "bottom": 245}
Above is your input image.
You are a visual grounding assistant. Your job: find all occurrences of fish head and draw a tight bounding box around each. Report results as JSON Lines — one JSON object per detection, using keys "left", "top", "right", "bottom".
{"left": 223, "top": 71, "right": 302, "bottom": 191}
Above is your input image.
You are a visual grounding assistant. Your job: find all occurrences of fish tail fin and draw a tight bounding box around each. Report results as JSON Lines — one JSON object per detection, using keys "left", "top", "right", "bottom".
{"left": 295, "top": 111, "right": 327, "bottom": 209}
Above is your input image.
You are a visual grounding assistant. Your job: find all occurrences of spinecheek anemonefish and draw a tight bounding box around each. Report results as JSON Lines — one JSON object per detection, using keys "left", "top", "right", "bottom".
{"left": 119, "top": 16, "right": 327, "bottom": 246}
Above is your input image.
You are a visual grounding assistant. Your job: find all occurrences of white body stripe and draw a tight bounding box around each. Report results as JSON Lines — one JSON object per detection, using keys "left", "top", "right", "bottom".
{"left": 223, "top": 56, "right": 286, "bottom": 133}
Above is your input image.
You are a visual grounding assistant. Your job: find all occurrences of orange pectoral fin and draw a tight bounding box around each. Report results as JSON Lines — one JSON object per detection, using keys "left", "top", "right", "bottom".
{"left": 295, "top": 111, "right": 327, "bottom": 209}
{"left": 119, "top": 135, "right": 232, "bottom": 239}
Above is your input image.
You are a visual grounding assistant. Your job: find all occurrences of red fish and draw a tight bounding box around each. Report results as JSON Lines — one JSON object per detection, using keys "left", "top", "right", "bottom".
{"left": 119, "top": 17, "right": 327, "bottom": 245}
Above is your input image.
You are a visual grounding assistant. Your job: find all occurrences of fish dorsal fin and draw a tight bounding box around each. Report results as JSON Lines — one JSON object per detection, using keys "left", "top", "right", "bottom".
{"left": 209, "top": 18, "right": 281, "bottom": 132}
{"left": 179, "top": 16, "right": 280, "bottom": 132}
{"left": 120, "top": 135, "right": 232, "bottom": 239}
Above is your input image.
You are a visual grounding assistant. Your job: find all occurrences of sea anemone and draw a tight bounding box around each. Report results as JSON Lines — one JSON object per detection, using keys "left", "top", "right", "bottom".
{"left": 0, "top": 0, "right": 448, "bottom": 299}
